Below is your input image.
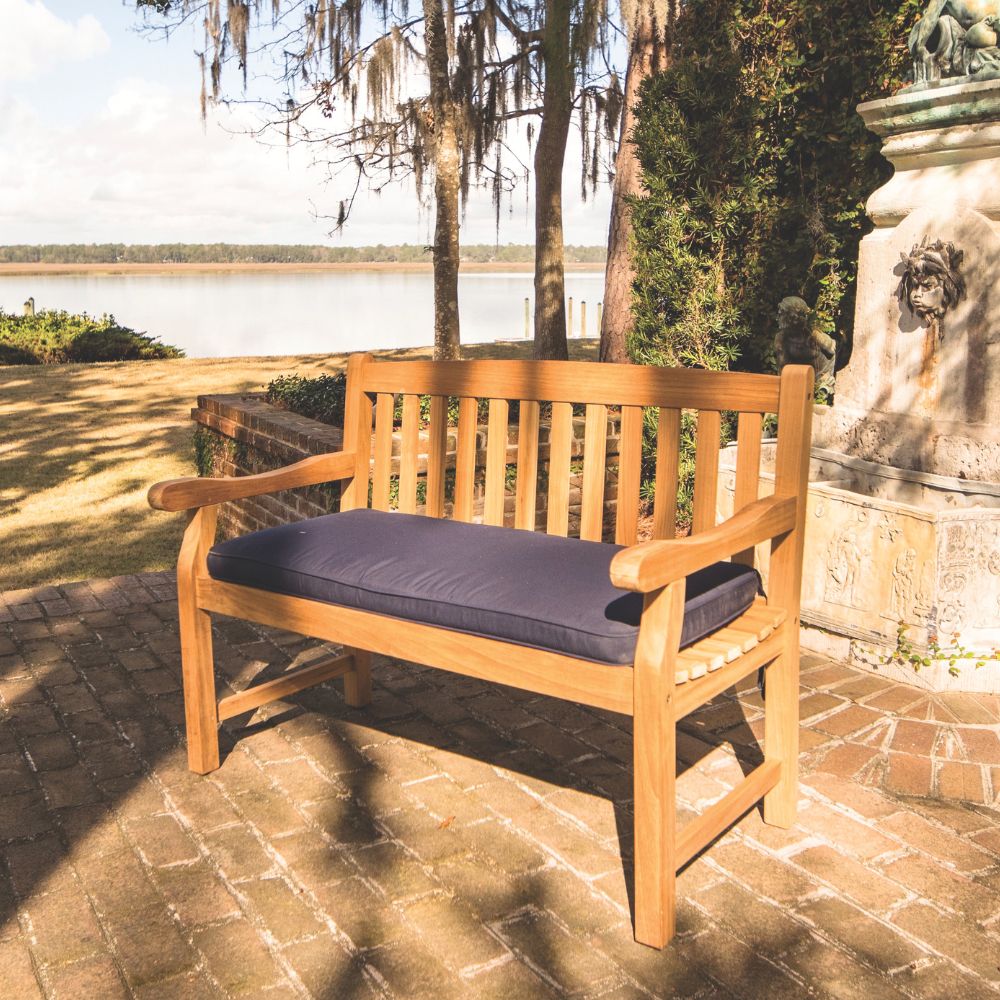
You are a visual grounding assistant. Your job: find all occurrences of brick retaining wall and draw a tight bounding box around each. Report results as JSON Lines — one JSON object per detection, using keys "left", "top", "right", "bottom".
{"left": 192, "top": 394, "right": 621, "bottom": 541}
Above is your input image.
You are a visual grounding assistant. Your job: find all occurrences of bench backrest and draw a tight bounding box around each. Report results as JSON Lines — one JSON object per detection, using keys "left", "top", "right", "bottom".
{"left": 339, "top": 355, "right": 813, "bottom": 563}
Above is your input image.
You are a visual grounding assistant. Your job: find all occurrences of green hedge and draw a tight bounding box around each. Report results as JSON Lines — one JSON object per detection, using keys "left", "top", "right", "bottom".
{"left": 627, "top": 0, "right": 920, "bottom": 522}
{"left": 0, "top": 310, "right": 182, "bottom": 364}
{"left": 630, "top": 0, "right": 920, "bottom": 375}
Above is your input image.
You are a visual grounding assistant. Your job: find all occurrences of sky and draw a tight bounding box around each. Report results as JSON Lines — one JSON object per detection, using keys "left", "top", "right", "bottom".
{"left": 0, "top": 0, "right": 615, "bottom": 247}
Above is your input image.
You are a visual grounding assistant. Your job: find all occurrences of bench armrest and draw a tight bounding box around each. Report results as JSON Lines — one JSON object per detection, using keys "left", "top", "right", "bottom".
{"left": 148, "top": 451, "right": 358, "bottom": 512}
{"left": 610, "top": 495, "right": 797, "bottom": 593}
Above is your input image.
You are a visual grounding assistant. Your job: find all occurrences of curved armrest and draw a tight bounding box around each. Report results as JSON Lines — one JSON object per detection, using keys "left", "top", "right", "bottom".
{"left": 610, "top": 495, "right": 797, "bottom": 593}
{"left": 148, "top": 451, "right": 357, "bottom": 512}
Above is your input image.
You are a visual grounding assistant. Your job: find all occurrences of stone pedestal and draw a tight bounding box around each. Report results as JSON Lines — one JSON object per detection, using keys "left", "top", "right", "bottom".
{"left": 814, "top": 78, "right": 1000, "bottom": 483}
{"left": 791, "top": 78, "right": 1000, "bottom": 692}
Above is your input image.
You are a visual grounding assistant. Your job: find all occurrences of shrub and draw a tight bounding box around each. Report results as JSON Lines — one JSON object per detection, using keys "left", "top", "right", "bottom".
{"left": 266, "top": 372, "right": 348, "bottom": 426}
{"left": 628, "top": 0, "right": 921, "bottom": 517}
{"left": 0, "top": 309, "right": 183, "bottom": 364}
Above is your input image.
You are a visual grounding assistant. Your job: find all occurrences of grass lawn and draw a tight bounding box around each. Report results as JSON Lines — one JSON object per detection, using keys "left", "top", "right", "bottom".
{"left": 0, "top": 340, "right": 598, "bottom": 590}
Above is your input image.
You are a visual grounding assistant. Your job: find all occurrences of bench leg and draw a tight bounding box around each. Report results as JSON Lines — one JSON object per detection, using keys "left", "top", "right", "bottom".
{"left": 177, "top": 506, "right": 220, "bottom": 775}
{"left": 632, "top": 583, "right": 684, "bottom": 948}
{"left": 343, "top": 647, "right": 372, "bottom": 707}
{"left": 763, "top": 636, "right": 799, "bottom": 828}
{"left": 178, "top": 593, "right": 220, "bottom": 774}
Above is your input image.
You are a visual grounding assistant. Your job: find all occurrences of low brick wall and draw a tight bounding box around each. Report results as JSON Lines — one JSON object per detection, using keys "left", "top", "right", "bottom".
{"left": 193, "top": 394, "right": 621, "bottom": 541}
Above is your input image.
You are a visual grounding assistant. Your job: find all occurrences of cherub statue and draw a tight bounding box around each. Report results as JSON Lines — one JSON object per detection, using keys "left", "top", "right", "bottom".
{"left": 774, "top": 296, "right": 837, "bottom": 397}
{"left": 909, "top": 1, "right": 1000, "bottom": 84}
{"left": 898, "top": 239, "right": 967, "bottom": 329}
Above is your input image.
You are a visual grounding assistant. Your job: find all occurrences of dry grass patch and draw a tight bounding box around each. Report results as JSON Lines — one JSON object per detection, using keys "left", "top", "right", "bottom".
{"left": 0, "top": 341, "right": 597, "bottom": 589}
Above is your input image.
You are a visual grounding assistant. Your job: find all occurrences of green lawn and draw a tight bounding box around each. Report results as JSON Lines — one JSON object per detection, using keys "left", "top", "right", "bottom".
{"left": 0, "top": 341, "right": 597, "bottom": 590}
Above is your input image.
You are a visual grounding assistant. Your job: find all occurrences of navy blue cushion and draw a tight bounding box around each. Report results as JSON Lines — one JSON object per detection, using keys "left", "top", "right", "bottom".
{"left": 207, "top": 509, "right": 760, "bottom": 666}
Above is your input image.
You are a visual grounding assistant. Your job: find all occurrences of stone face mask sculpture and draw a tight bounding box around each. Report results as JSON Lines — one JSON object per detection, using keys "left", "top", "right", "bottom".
{"left": 898, "top": 239, "right": 967, "bottom": 324}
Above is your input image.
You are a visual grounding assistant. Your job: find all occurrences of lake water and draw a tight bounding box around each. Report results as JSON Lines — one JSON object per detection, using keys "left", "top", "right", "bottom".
{"left": 0, "top": 269, "right": 606, "bottom": 358}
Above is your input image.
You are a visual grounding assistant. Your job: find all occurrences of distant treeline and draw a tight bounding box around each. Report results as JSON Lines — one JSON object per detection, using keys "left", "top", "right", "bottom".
{"left": 0, "top": 243, "right": 607, "bottom": 265}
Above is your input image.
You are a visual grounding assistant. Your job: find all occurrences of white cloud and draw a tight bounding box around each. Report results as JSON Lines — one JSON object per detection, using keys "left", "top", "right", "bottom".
{"left": 0, "top": 70, "right": 610, "bottom": 246}
{"left": 0, "top": 0, "right": 110, "bottom": 82}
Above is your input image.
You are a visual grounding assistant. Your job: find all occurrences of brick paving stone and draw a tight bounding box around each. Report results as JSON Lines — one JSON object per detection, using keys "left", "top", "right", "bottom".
{"left": 132, "top": 969, "right": 227, "bottom": 999}
{"left": 813, "top": 741, "right": 881, "bottom": 779}
{"left": 886, "top": 752, "right": 935, "bottom": 797}
{"left": 707, "top": 838, "right": 815, "bottom": 905}
{"left": 795, "top": 895, "right": 927, "bottom": 973}
{"left": 104, "top": 901, "right": 200, "bottom": 989}
{"left": 900, "top": 959, "right": 1000, "bottom": 1000}
{"left": 191, "top": 919, "right": 289, "bottom": 995}
{"left": 879, "top": 811, "right": 996, "bottom": 873}
{"left": 402, "top": 893, "right": 509, "bottom": 971}
{"left": 892, "top": 900, "right": 1000, "bottom": 982}
{"left": 21, "top": 884, "right": 107, "bottom": 967}
{"left": 936, "top": 761, "right": 988, "bottom": 803}
{"left": 498, "top": 908, "right": 622, "bottom": 994}
{"left": 45, "top": 953, "right": 131, "bottom": 998}
{"left": 879, "top": 852, "right": 1000, "bottom": 921}
{"left": 312, "top": 877, "right": 408, "bottom": 949}
{"left": 794, "top": 845, "right": 911, "bottom": 913}
{"left": 780, "top": 933, "right": 912, "bottom": 1000}
{"left": 280, "top": 934, "right": 375, "bottom": 999}
{"left": 675, "top": 931, "right": 806, "bottom": 1000}
{"left": 349, "top": 840, "right": 438, "bottom": 901}
{"left": 364, "top": 932, "right": 468, "bottom": 1000}
{"left": 152, "top": 862, "right": 242, "bottom": 927}
{"left": 0, "top": 790, "right": 53, "bottom": 840}
{"left": 696, "top": 879, "right": 814, "bottom": 955}
{"left": 0, "top": 935, "right": 44, "bottom": 997}
{"left": 794, "top": 800, "right": 898, "bottom": 860}
{"left": 237, "top": 875, "right": 326, "bottom": 943}
{"left": 811, "top": 704, "right": 884, "bottom": 738}
{"left": 891, "top": 720, "right": 940, "bottom": 756}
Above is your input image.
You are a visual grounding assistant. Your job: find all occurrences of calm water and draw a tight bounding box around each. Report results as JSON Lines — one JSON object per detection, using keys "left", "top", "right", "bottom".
{"left": 0, "top": 270, "right": 606, "bottom": 358}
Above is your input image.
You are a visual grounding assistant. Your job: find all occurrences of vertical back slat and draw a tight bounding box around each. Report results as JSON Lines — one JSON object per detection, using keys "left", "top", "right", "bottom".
{"left": 339, "top": 353, "right": 373, "bottom": 511}
{"left": 398, "top": 394, "right": 420, "bottom": 514}
{"left": 372, "top": 392, "right": 394, "bottom": 512}
{"left": 652, "top": 408, "right": 680, "bottom": 540}
{"left": 426, "top": 395, "right": 448, "bottom": 518}
{"left": 484, "top": 399, "right": 509, "bottom": 526}
{"left": 692, "top": 409, "right": 721, "bottom": 534}
{"left": 733, "top": 411, "right": 763, "bottom": 565}
{"left": 615, "top": 405, "right": 644, "bottom": 545}
{"left": 546, "top": 402, "right": 573, "bottom": 537}
{"left": 515, "top": 400, "right": 540, "bottom": 530}
{"left": 453, "top": 396, "right": 478, "bottom": 523}
{"left": 580, "top": 403, "right": 608, "bottom": 541}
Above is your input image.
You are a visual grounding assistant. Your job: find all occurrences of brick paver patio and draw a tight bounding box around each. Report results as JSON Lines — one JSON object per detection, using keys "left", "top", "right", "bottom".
{"left": 1, "top": 574, "right": 998, "bottom": 998}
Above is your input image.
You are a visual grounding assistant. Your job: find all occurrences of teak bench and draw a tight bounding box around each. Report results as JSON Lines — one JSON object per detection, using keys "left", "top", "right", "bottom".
{"left": 149, "top": 355, "right": 814, "bottom": 949}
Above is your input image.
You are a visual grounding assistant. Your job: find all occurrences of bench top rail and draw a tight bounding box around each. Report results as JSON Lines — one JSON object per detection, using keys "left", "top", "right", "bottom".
{"left": 360, "top": 359, "right": 781, "bottom": 413}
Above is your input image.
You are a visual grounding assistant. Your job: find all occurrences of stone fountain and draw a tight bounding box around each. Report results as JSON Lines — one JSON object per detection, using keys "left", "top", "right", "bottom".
{"left": 721, "top": 4, "right": 1000, "bottom": 692}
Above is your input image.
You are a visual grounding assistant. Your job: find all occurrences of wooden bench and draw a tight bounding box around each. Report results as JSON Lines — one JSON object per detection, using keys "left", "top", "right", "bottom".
{"left": 149, "top": 355, "right": 814, "bottom": 949}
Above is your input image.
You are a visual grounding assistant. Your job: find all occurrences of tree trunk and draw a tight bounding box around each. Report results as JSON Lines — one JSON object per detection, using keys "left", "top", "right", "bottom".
{"left": 600, "top": 4, "right": 670, "bottom": 364}
{"left": 532, "top": 0, "right": 573, "bottom": 361}
{"left": 424, "top": 0, "right": 462, "bottom": 360}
